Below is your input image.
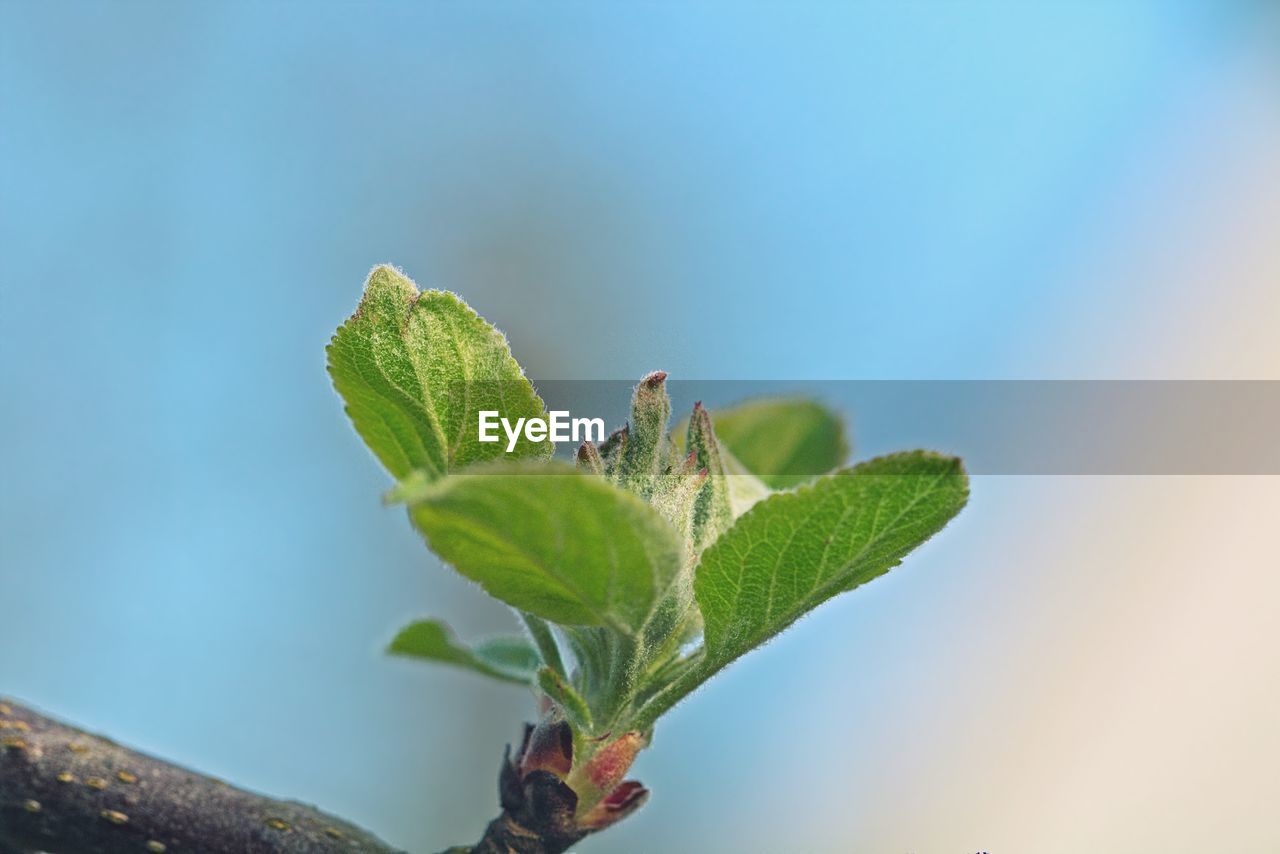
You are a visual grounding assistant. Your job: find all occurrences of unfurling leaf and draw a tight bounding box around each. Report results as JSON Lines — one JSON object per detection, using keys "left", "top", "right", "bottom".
{"left": 710, "top": 397, "right": 849, "bottom": 488}
{"left": 537, "top": 667, "right": 594, "bottom": 731}
{"left": 685, "top": 402, "right": 734, "bottom": 550}
{"left": 327, "top": 265, "right": 548, "bottom": 481}
{"left": 399, "top": 460, "right": 684, "bottom": 634}
{"left": 695, "top": 451, "right": 967, "bottom": 675}
{"left": 648, "top": 454, "right": 707, "bottom": 543}
{"left": 596, "top": 426, "right": 628, "bottom": 474}
{"left": 388, "top": 619, "right": 540, "bottom": 685}
{"left": 618, "top": 371, "right": 672, "bottom": 497}
{"left": 575, "top": 440, "right": 605, "bottom": 475}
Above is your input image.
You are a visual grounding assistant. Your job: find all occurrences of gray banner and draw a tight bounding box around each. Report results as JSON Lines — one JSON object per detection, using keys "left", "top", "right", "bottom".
{"left": 511, "top": 380, "right": 1280, "bottom": 475}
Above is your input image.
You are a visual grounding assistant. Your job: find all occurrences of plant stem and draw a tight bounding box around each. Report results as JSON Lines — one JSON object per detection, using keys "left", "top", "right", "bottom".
{"left": 627, "top": 656, "right": 708, "bottom": 732}
{"left": 519, "top": 612, "right": 568, "bottom": 679}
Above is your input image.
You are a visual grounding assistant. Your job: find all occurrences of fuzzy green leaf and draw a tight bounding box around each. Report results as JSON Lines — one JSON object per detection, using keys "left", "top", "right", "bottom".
{"left": 685, "top": 402, "right": 734, "bottom": 549}
{"left": 696, "top": 451, "right": 967, "bottom": 673}
{"left": 388, "top": 619, "right": 540, "bottom": 685}
{"left": 618, "top": 372, "right": 672, "bottom": 497}
{"left": 327, "top": 265, "right": 548, "bottom": 481}
{"left": 537, "top": 667, "right": 595, "bottom": 731}
{"left": 711, "top": 398, "right": 849, "bottom": 489}
{"left": 400, "top": 461, "right": 684, "bottom": 634}
{"left": 520, "top": 612, "right": 568, "bottom": 679}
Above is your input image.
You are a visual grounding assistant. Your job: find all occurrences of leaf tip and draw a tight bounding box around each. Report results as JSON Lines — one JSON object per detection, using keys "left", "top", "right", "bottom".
{"left": 640, "top": 370, "right": 668, "bottom": 389}
{"left": 575, "top": 440, "right": 605, "bottom": 475}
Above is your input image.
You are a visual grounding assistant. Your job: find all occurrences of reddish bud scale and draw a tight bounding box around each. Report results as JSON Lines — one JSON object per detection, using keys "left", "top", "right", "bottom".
{"left": 603, "top": 780, "right": 647, "bottom": 809}
{"left": 580, "top": 780, "right": 650, "bottom": 831}
{"left": 519, "top": 716, "right": 574, "bottom": 779}
{"left": 583, "top": 732, "right": 643, "bottom": 793}
{"left": 506, "top": 720, "right": 649, "bottom": 841}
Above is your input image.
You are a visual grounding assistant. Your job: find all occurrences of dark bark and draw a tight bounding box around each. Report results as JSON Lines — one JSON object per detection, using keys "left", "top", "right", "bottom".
{"left": 435, "top": 742, "right": 589, "bottom": 854}
{"left": 0, "top": 699, "right": 403, "bottom": 854}
{"left": 435, "top": 719, "right": 646, "bottom": 854}
{"left": 1, "top": 699, "right": 615, "bottom": 854}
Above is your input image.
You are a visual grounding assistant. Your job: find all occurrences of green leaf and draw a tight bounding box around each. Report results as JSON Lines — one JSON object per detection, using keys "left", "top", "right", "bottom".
{"left": 721, "top": 447, "right": 773, "bottom": 517}
{"left": 696, "top": 451, "right": 967, "bottom": 673}
{"left": 388, "top": 619, "right": 540, "bottom": 685}
{"left": 327, "top": 265, "right": 548, "bottom": 481}
{"left": 537, "top": 667, "right": 594, "bottom": 731}
{"left": 561, "top": 626, "right": 613, "bottom": 701}
{"left": 519, "top": 612, "right": 568, "bottom": 679}
{"left": 400, "top": 460, "right": 685, "bottom": 634}
{"left": 711, "top": 398, "right": 849, "bottom": 489}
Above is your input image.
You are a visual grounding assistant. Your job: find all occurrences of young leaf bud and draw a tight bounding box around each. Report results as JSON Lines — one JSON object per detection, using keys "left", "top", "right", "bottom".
{"left": 537, "top": 667, "right": 594, "bottom": 732}
{"left": 619, "top": 371, "right": 671, "bottom": 497}
{"left": 597, "top": 425, "right": 629, "bottom": 477}
{"left": 649, "top": 452, "right": 708, "bottom": 540}
{"left": 575, "top": 440, "right": 605, "bottom": 475}
{"left": 686, "top": 402, "right": 733, "bottom": 550}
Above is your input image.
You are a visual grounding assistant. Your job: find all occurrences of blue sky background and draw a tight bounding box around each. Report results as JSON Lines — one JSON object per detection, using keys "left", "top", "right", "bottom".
{"left": 3, "top": 3, "right": 1278, "bottom": 852}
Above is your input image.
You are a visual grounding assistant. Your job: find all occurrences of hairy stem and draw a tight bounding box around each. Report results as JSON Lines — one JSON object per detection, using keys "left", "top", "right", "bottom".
{"left": 519, "top": 613, "right": 567, "bottom": 680}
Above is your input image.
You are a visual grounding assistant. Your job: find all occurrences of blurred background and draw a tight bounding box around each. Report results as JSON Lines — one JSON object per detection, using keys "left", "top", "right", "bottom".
{"left": 3, "top": 2, "right": 1279, "bottom": 852}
